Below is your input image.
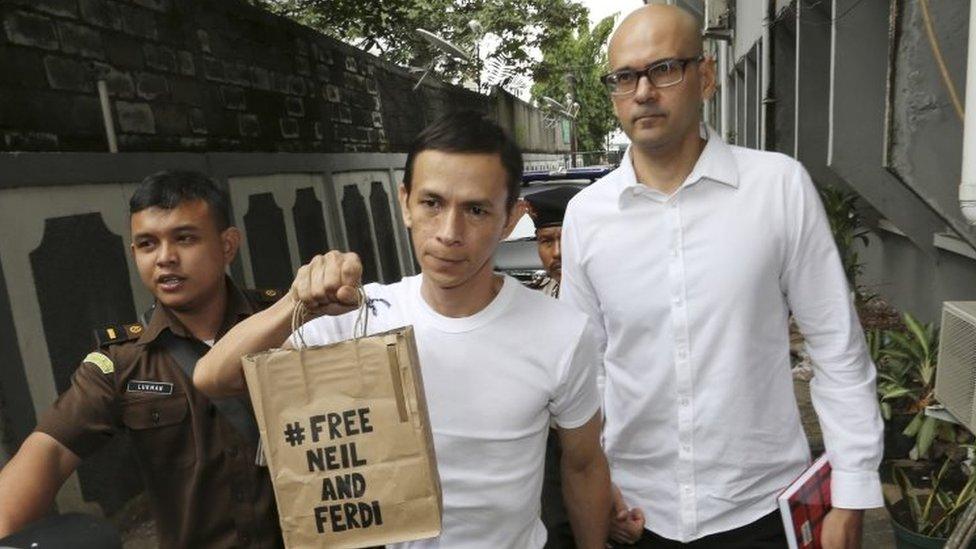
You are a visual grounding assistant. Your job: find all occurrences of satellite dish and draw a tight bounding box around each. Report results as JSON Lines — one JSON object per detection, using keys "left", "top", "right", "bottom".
{"left": 484, "top": 58, "right": 516, "bottom": 87}
{"left": 507, "top": 74, "right": 531, "bottom": 95}
{"left": 413, "top": 28, "right": 473, "bottom": 91}
{"left": 541, "top": 95, "right": 578, "bottom": 120}
{"left": 416, "top": 28, "right": 471, "bottom": 62}
{"left": 542, "top": 96, "right": 565, "bottom": 111}
{"left": 570, "top": 101, "right": 580, "bottom": 118}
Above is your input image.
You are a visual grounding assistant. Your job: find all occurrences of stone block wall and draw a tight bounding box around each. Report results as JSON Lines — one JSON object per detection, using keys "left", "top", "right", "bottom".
{"left": 0, "top": 0, "right": 566, "bottom": 154}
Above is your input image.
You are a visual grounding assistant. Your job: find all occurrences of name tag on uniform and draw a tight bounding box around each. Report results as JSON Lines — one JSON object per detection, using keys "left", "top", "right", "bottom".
{"left": 126, "top": 380, "right": 174, "bottom": 395}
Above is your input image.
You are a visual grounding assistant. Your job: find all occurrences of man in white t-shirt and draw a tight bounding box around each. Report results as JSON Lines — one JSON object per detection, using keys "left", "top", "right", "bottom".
{"left": 194, "top": 111, "right": 612, "bottom": 548}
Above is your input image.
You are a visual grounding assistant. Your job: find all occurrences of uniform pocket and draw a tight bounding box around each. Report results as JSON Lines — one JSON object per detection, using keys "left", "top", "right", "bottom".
{"left": 121, "top": 395, "right": 194, "bottom": 467}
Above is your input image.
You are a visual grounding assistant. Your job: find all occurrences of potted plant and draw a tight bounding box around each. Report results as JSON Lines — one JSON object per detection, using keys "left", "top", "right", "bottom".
{"left": 818, "top": 185, "right": 873, "bottom": 304}
{"left": 872, "top": 314, "right": 958, "bottom": 461}
{"left": 887, "top": 456, "right": 976, "bottom": 548}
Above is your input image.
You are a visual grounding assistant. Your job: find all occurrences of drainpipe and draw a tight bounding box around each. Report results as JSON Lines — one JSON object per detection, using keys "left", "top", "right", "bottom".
{"left": 97, "top": 80, "right": 118, "bottom": 153}
{"left": 961, "top": 0, "right": 976, "bottom": 224}
{"left": 760, "top": 0, "right": 772, "bottom": 150}
{"left": 720, "top": 41, "right": 730, "bottom": 141}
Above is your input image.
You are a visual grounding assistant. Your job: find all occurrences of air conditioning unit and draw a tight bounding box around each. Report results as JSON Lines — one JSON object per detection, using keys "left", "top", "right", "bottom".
{"left": 934, "top": 301, "right": 976, "bottom": 432}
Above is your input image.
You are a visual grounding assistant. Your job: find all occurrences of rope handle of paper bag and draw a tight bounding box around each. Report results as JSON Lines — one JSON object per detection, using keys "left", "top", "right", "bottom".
{"left": 290, "top": 286, "right": 369, "bottom": 348}
{"left": 254, "top": 289, "right": 369, "bottom": 467}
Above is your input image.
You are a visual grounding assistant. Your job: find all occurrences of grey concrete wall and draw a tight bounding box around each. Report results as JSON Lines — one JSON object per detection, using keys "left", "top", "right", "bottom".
{"left": 770, "top": 3, "right": 794, "bottom": 155}
{"left": 861, "top": 230, "right": 976, "bottom": 324}
{"left": 714, "top": 0, "right": 976, "bottom": 322}
{"left": 889, "top": 0, "right": 976, "bottom": 247}
{"left": 733, "top": 0, "right": 766, "bottom": 61}
{"left": 494, "top": 92, "right": 571, "bottom": 154}
{"left": 825, "top": 1, "right": 945, "bottom": 247}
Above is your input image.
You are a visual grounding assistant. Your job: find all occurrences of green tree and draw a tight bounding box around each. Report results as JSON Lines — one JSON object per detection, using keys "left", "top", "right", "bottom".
{"left": 531, "top": 14, "right": 617, "bottom": 156}
{"left": 255, "top": 0, "right": 587, "bottom": 85}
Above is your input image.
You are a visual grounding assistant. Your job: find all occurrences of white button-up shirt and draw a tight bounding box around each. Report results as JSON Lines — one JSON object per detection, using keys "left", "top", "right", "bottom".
{"left": 560, "top": 128, "right": 884, "bottom": 542}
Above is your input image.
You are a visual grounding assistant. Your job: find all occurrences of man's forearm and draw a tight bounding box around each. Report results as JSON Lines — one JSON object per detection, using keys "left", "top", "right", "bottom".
{"left": 562, "top": 453, "right": 612, "bottom": 548}
{"left": 0, "top": 433, "right": 79, "bottom": 537}
{"left": 194, "top": 293, "right": 295, "bottom": 397}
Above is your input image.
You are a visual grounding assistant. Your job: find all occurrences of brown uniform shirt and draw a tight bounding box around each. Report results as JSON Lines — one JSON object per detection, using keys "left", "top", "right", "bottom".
{"left": 36, "top": 283, "right": 283, "bottom": 549}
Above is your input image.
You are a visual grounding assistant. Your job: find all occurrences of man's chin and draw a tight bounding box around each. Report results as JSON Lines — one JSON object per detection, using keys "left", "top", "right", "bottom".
{"left": 422, "top": 271, "right": 467, "bottom": 290}
{"left": 153, "top": 292, "right": 195, "bottom": 312}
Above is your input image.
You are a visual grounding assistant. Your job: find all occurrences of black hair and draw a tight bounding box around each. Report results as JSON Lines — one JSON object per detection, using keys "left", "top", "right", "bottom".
{"left": 403, "top": 110, "right": 524, "bottom": 210}
{"left": 129, "top": 170, "right": 231, "bottom": 230}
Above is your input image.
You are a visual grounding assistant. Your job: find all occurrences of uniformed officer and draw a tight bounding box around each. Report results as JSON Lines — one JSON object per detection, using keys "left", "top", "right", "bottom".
{"left": 524, "top": 185, "right": 583, "bottom": 549}
{"left": 524, "top": 186, "right": 582, "bottom": 300}
{"left": 0, "top": 170, "right": 283, "bottom": 548}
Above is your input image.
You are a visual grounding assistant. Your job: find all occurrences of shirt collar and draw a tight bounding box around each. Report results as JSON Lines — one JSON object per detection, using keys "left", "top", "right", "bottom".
{"left": 136, "top": 277, "right": 254, "bottom": 346}
{"left": 615, "top": 125, "right": 739, "bottom": 206}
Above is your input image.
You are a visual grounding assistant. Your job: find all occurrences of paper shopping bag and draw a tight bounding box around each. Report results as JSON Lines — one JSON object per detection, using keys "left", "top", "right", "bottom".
{"left": 242, "top": 320, "right": 441, "bottom": 549}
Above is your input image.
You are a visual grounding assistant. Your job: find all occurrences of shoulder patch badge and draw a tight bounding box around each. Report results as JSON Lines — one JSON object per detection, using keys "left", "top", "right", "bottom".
{"left": 94, "top": 323, "right": 142, "bottom": 348}
{"left": 245, "top": 287, "right": 287, "bottom": 311}
{"left": 83, "top": 352, "right": 114, "bottom": 374}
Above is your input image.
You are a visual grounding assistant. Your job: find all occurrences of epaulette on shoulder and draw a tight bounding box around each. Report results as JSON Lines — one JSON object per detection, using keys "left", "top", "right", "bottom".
{"left": 245, "top": 288, "right": 287, "bottom": 311}
{"left": 93, "top": 323, "right": 144, "bottom": 348}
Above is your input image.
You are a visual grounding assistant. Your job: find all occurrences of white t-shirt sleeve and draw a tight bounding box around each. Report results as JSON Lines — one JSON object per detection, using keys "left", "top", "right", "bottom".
{"left": 548, "top": 319, "right": 602, "bottom": 429}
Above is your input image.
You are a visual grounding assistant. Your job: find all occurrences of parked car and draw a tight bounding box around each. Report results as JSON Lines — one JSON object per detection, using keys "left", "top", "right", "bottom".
{"left": 495, "top": 166, "right": 615, "bottom": 282}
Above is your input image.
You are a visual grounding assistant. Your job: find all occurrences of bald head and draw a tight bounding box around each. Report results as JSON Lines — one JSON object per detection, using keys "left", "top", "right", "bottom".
{"left": 604, "top": 4, "right": 713, "bottom": 156}
{"left": 609, "top": 5, "right": 703, "bottom": 69}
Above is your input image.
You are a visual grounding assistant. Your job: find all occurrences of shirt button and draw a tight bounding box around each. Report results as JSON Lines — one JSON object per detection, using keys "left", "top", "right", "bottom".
{"left": 226, "top": 446, "right": 239, "bottom": 457}
{"left": 151, "top": 410, "right": 160, "bottom": 424}
{"left": 680, "top": 398, "right": 690, "bottom": 407}
{"left": 235, "top": 488, "right": 247, "bottom": 502}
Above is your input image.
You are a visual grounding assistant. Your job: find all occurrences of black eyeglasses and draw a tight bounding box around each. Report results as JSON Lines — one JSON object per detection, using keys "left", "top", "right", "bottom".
{"left": 601, "top": 56, "right": 705, "bottom": 95}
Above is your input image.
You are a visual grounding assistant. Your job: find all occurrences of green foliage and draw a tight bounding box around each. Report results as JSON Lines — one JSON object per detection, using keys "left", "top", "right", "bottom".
{"left": 891, "top": 457, "right": 976, "bottom": 538}
{"left": 530, "top": 14, "right": 618, "bottom": 155}
{"left": 872, "top": 313, "right": 951, "bottom": 459}
{"left": 255, "top": 0, "right": 587, "bottom": 85}
{"left": 818, "top": 185, "right": 872, "bottom": 301}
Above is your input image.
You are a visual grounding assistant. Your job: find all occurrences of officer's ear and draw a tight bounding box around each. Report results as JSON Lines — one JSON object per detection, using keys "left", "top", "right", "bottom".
{"left": 220, "top": 226, "right": 241, "bottom": 264}
{"left": 398, "top": 182, "right": 413, "bottom": 229}
{"left": 500, "top": 199, "right": 525, "bottom": 242}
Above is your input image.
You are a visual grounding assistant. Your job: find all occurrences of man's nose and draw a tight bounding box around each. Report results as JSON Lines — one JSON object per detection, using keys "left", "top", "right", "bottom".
{"left": 156, "top": 241, "right": 178, "bottom": 265}
{"left": 633, "top": 74, "right": 658, "bottom": 103}
{"left": 435, "top": 207, "right": 463, "bottom": 245}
